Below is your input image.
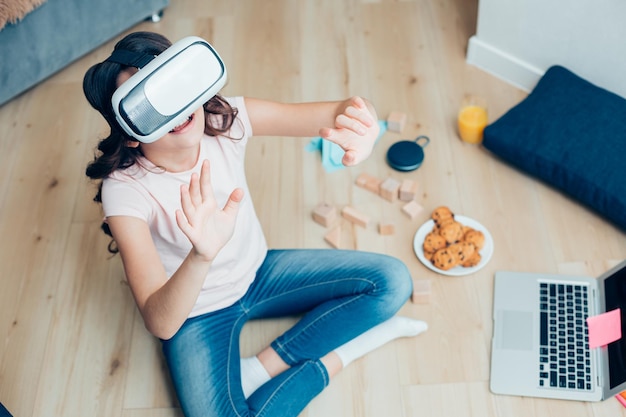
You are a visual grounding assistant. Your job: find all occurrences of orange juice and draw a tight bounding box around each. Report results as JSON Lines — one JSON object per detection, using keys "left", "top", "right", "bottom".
{"left": 458, "top": 105, "right": 488, "bottom": 144}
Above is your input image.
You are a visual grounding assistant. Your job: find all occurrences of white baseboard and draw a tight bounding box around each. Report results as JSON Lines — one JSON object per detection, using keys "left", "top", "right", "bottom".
{"left": 466, "top": 36, "right": 545, "bottom": 93}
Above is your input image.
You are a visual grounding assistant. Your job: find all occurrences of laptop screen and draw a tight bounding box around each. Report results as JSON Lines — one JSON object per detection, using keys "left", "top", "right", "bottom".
{"left": 604, "top": 262, "right": 626, "bottom": 389}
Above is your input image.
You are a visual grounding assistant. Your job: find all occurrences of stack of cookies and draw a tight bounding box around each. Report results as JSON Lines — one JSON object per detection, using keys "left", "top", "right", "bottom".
{"left": 422, "top": 206, "right": 485, "bottom": 271}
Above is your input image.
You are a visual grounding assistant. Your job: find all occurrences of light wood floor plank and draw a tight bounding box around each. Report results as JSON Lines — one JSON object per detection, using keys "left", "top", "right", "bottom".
{"left": 402, "top": 382, "right": 499, "bottom": 417}
{"left": 122, "top": 408, "right": 183, "bottom": 417}
{"left": 123, "top": 313, "right": 178, "bottom": 410}
{"left": 32, "top": 224, "right": 135, "bottom": 417}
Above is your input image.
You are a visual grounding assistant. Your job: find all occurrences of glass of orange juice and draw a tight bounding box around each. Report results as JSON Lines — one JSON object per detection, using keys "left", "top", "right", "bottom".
{"left": 457, "top": 96, "right": 488, "bottom": 144}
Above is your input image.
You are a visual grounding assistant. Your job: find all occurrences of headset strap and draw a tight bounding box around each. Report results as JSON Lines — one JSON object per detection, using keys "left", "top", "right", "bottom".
{"left": 105, "top": 49, "right": 156, "bottom": 68}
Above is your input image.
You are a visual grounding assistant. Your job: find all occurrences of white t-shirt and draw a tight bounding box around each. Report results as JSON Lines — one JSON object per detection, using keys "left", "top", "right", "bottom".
{"left": 101, "top": 96, "right": 267, "bottom": 317}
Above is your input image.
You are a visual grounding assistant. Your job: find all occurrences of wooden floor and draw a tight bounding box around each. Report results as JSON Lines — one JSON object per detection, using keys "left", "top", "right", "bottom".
{"left": 1, "top": 0, "right": 625, "bottom": 416}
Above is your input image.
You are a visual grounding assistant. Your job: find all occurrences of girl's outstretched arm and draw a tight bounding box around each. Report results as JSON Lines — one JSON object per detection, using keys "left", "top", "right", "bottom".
{"left": 245, "top": 96, "right": 379, "bottom": 166}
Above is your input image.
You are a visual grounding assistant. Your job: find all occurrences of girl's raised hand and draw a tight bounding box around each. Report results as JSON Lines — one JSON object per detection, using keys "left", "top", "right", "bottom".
{"left": 319, "top": 96, "right": 379, "bottom": 166}
{"left": 175, "top": 160, "right": 244, "bottom": 262}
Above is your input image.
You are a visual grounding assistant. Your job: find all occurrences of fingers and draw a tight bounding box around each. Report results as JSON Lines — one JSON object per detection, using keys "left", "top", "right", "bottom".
{"left": 175, "top": 208, "right": 192, "bottom": 237}
{"left": 351, "top": 95, "right": 367, "bottom": 110}
{"left": 199, "top": 159, "right": 213, "bottom": 201}
{"left": 187, "top": 160, "right": 216, "bottom": 208}
{"left": 175, "top": 160, "right": 243, "bottom": 260}
{"left": 179, "top": 183, "right": 195, "bottom": 222}
{"left": 187, "top": 173, "right": 202, "bottom": 208}
{"left": 347, "top": 96, "right": 374, "bottom": 125}
{"left": 343, "top": 96, "right": 375, "bottom": 126}
{"left": 335, "top": 114, "right": 367, "bottom": 135}
{"left": 342, "top": 150, "right": 356, "bottom": 166}
{"left": 222, "top": 188, "right": 244, "bottom": 216}
{"left": 327, "top": 100, "right": 375, "bottom": 140}
{"left": 179, "top": 160, "right": 213, "bottom": 226}
{"left": 179, "top": 160, "right": 243, "bottom": 220}
{"left": 318, "top": 126, "right": 335, "bottom": 142}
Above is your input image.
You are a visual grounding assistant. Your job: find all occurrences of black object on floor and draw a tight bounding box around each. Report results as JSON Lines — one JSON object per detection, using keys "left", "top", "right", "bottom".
{"left": 386, "top": 135, "right": 430, "bottom": 171}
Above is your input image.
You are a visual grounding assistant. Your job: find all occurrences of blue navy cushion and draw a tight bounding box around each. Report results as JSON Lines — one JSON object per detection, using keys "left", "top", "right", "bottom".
{"left": 483, "top": 65, "right": 626, "bottom": 231}
{"left": 0, "top": 402, "right": 12, "bottom": 417}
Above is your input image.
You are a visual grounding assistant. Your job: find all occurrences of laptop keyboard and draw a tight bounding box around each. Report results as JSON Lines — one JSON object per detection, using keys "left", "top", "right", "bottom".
{"left": 539, "top": 282, "right": 593, "bottom": 391}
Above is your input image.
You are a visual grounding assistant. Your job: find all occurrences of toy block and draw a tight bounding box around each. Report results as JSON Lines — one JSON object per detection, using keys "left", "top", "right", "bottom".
{"left": 378, "top": 222, "right": 395, "bottom": 235}
{"left": 411, "top": 279, "right": 431, "bottom": 304}
{"left": 341, "top": 206, "right": 370, "bottom": 228}
{"left": 324, "top": 225, "right": 341, "bottom": 249}
{"left": 355, "top": 172, "right": 382, "bottom": 194}
{"left": 379, "top": 177, "right": 401, "bottom": 202}
{"left": 355, "top": 172, "right": 373, "bottom": 187}
{"left": 387, "top": 111, "right": 407, "bottom": 133}
{"left": 312, "top": 202, "right": 337, "bottom": 227}
{"left": 399, "top": 179, "right": 419, "bottom": 202}
{"left": 402, "top": 200, "right": 424, "bottom": 220}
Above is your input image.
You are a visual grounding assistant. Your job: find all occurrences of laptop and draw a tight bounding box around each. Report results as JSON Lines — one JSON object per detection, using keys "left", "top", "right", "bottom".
{"left": 490, "top": 259, "right": 626, "bottom": 401}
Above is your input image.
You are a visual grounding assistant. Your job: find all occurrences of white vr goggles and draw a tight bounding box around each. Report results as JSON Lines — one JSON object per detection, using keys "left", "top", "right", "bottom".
{"left": 109, "top": 36, "right": 227, "bottom": 143}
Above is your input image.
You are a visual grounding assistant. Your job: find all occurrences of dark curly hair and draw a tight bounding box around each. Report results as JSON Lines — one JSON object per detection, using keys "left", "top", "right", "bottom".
{"left": 83, "top": 31, "right": 238, "bottom": 253}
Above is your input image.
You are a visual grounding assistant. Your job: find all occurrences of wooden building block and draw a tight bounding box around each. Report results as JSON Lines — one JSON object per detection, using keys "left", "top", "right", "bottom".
{"left": 387, "top": 111, "right": 407, "bottom": 133}
{"left": 399, "top": 179, "right": 419, "bottom": 202}
{"left": 355, "top": 172, "right": 383, "bottom": 194}
{"left": 324, "top": 225, "right": 341, "bottom": 248}
{"left": 379, "top": 177, "right": 401, "bottom": 202}
{"left": 378, "top": 222, "right": 395, "bottom": 235}
{"left": 411, "top": 279, "right": 431, "bottom": 304}
{"left": 402, "top": 200, "right": 424, "bottom": 219}
{"left": 312, "top": 202, "right": 337, "bottom": 227}
{"left": 341, "top": 206, "right": 370, "bottom": 228}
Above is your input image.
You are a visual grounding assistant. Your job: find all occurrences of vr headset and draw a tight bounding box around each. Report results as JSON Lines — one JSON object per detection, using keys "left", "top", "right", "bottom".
{"left": 110, "top": 36, "right": 227, "bottom": 143}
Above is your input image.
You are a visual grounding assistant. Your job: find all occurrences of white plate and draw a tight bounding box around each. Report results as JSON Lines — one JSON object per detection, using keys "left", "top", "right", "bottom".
{"left": 413, "top": 215, "right": 494, "bottom": 276}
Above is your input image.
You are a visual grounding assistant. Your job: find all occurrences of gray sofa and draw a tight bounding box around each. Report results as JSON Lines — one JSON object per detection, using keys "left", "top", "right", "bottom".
{"left": 0, "top": 0, "right": 170, "bottom": 107}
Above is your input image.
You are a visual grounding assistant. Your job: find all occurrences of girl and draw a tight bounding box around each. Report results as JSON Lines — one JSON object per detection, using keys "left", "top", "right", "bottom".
{"left": 83, "top": 31, "right": 427, "bottom": 417}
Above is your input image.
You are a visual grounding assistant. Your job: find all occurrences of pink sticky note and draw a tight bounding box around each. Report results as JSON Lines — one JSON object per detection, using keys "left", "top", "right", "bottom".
{"left": 586, "top": 308, "right": 622, "bottom": 349}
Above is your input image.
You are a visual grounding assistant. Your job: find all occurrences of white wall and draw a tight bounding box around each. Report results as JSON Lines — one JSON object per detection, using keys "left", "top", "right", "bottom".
{"left": 466, "top": 0, "right": 626, "bottom": 98}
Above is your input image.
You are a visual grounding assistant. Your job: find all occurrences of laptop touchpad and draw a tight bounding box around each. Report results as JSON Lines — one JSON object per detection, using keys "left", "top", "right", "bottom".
{"left": 496, "top": 310, "right": 534, "bottom": 351}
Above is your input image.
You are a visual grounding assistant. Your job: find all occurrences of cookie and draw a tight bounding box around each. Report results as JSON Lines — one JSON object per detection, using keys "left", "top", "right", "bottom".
{"left": 439, "top": 220, "right": 464, "bottom": 244}
{"left": 431, "top": 206, "right": 454, "bottom": 225}
{"left": 461, "top": 250, "right": 482, "bottom": 267}
{"left": 423, "top": 231, "right": 447, "bottom": 253}
{"left": 448, "top": 241, "right": 476, "bottom": 264}
{"left": 431, "top": 248, "right": 459, "bottom": 271}
{"left": 463, "top": 229, "right": 485, "bottom": 250}
{"left": 434, "top": 217, "right": 456, "bottom": 231}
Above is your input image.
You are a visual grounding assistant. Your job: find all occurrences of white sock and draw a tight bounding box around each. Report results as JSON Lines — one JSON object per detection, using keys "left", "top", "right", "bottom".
{"left": 334, "top": 316, "right": 428, "bottom": 367}
{"left": 240, "top": 356, "right": 271, "bottom": 399}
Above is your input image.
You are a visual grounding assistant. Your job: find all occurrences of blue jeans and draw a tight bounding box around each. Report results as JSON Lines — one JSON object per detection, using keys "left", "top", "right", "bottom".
{"left": 161, "top": 249, "right": 412, "bottom": 417}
